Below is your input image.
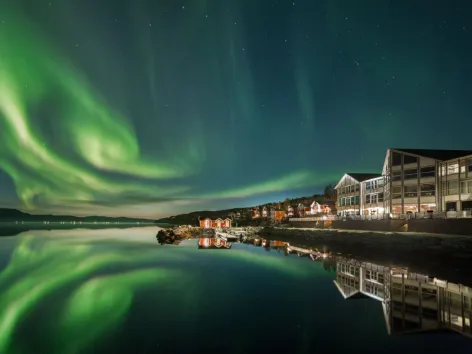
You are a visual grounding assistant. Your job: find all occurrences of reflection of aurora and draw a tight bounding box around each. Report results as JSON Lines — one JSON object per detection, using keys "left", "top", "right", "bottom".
{"left": 0, "top": 230, "right": 182, "bottom": 353}
{"left": 0, "top": 227, "right": 323, "bottom": 352}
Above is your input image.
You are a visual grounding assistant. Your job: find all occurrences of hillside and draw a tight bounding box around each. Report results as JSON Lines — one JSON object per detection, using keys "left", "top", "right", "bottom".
{"left": 155, "top": 208, "right": 241, "bottom": 226}
{"left": 0, "top": 208, "right": 153, "bottom": 223}
{"left": 155, "top": 186, "right": 336, "bottom": 226}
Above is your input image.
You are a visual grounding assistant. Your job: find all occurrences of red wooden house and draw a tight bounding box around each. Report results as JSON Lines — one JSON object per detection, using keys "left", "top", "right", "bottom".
{"left": 199, "top": 217, "right": 232, "bottom": 229}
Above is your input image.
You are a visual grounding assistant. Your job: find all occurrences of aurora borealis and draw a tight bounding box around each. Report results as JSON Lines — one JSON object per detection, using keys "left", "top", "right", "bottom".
{"left": 1, "top": 1, "right": 472, "bottom": 218}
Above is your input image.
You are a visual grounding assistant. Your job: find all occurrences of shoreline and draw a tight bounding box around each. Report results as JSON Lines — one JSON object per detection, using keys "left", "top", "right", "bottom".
{"left": 255, "top": 226, "right": 472, "bottom": 285}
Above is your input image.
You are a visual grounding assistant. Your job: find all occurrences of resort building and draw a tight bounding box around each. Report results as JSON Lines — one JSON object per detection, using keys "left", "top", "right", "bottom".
{"left": 438, "top": 154, "right": 472, "bottom": 213}
{"left": 382, "top": 149, "right": 472, "bottom": 215}
{"left": 335, "top": 173, "right": 382, "bottom": 216}
{"left": 334, "top": 259, "right": 472, "bottom": 337}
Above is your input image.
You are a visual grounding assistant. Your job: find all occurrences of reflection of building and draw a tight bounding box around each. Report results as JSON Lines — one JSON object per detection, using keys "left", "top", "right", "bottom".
{"left": 334, "top": 258, "right": 472, "bottom": 338}
{"left": 198, "top": 238, "right": 232, "bottom": 249}
{"left": 199, "top": 217, "right": 232, "bottom": 229}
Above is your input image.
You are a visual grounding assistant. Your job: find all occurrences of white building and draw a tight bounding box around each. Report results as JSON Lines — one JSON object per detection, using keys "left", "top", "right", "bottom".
{"left": 438, "top": 154, "right": 472, "bottom": 213}
{"left": 334, "top": 173, "right": 383, "bottom": 216}
{"left": 382, "top": 148, "right": 472, "bottom": 215}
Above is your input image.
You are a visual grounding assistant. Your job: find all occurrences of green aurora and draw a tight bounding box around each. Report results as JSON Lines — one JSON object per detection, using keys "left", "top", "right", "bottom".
{"left": 0, "top": 5, "right": 333, "bottom": 218}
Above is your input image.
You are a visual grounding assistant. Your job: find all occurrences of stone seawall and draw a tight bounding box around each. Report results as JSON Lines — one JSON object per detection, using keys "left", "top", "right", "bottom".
{"left": 331, "top": 220, "right": 407, "bottom": 232}
{"left": 289, "top": 218, "right": 472, "bottom": 236}
{"left": 408, "top": 219, "right": 472, "bottom": 236}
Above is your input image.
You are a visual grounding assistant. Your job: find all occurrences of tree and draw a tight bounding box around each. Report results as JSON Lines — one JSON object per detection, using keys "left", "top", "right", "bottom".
{"left": 282, "top": 198, "right": 291, "bottom": 210}
{"left": 323, "top": 184, "right": 335, "bottom": 201}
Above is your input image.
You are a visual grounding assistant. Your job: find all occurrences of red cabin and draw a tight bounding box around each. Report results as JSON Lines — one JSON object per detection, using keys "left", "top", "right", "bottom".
{"left": 199, "top": 217, "right": 232, "bottom": 229}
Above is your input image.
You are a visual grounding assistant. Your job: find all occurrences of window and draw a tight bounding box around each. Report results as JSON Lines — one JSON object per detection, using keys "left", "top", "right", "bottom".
{"left": 420, "top": 166, "right": 435, "bottom": 178}
{"left": 447, "top": 181, "right": 459, "bottom": 195}
{"left": 393, "top": 186, "right": 402, "bottom": 199}
{"left": 371, "top": 194, "right": 378, "bottom": 203}
{"left": 365, "top": 270, "right": 371, "bottom": 280}
{"left": 404, "top": 168, "right": 418, "bottom": 180}
{"left": 442, "top": 182, "right": 447, "bottom": 196}
{"left": 341, "top": 198, "right": 345, "bottom": 206}
{"left": 365, "top": 182, "right": 371, "bottom": 191}
{"left": 440, "top": 165, "right": 446, "bottom": 176}
{"left": 403, "top": 154, "right": 418, "bottom": 165}
{"left": 378, "top": 178, "right": 384, "bottom": 187}
{"left": 378, "top": 273, "right": 385, "bottom": 284}
{"left": 392, "top": 171, "right": 402, "bottom": 181}
{"left": 355, "top": 184, "right": 359, "bottom": 191}
{"left": 404, "top": 185, "right": 418, "bottom": 198}
{"left": 460, "top": 160, "right": 466, "bottom": 173}
{"left": 469, "top": 159, "right": 472, "bottom": 173}
{"left": 461, "top": 180, "right": 472, "bottom": 194}
{"left": 351, "top": 196, "right": 356, "bottom": 205}
{"left": 420, "top": 184, "right": 435, "bottom": 196}
{"left": 392, "top": 152, "right": 402, "bottom": 166}
{"left": 365, "top": 195, "right": 370, "bottom": 204}
{"left": 447, "top": 163, "right": 459, "bottom": 175}
{"left": 378, "top": 192, "right": 384, "bottom": 202}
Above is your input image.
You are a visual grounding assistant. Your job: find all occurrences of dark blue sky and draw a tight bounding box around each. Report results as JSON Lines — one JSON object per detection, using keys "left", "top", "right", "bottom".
{"left": 0, "top": 0, "right": 471, "bottom": 218}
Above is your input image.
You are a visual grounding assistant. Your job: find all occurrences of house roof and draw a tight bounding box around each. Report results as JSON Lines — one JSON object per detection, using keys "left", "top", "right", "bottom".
{"left": 346, "top": 173, "right": 382, "bottom": 182}
{"left": 391, "top": 148, "right": 472, "bottom": 161}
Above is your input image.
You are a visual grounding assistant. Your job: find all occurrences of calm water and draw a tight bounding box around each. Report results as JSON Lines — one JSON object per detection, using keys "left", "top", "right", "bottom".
{"left": 0, "top": 227, "right": 471, "bottom": 354}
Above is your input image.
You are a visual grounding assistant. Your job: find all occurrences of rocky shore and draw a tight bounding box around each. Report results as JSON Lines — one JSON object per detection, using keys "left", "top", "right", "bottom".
{"left": 256, "top": 226, "right": 472, "bottom": 284}
{"left": 156, "top": 225, "right": 204, "bottom": 245}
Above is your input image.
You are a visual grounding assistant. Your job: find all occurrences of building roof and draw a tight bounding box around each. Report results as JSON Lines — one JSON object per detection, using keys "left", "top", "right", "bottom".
{"left": 346, "top": 173, "right": 382, "bottom": 182}
{"left": 391, "top": 148, "right": 472, "bottom": 161}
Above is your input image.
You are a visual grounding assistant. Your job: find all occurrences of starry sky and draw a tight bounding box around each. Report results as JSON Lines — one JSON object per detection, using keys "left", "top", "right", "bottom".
{"left": 0, "top": 0, "right": 471, "bottom": 219}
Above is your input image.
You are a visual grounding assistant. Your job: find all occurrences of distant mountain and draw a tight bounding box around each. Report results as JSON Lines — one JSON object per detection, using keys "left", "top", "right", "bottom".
{"left": 0, "top": 208, "right": 153, "bottom": 223}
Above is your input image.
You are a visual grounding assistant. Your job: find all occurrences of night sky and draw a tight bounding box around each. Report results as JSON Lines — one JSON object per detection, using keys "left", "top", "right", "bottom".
{"left": 0, "top": 0, "right": 471, "bottom": 219}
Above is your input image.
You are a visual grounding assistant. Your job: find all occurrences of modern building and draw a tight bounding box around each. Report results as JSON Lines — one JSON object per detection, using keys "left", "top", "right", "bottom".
{"left": 334, "top": 258, "right": 472, "bottom": 337}
{"left": 335, "top": 173, "right": 382, "bottom": 216}
{"left": 438, "top": 154, "right": 472, "bottom": 213}
{"left": 382, "top": 149, "right": 472, "bottom": 215}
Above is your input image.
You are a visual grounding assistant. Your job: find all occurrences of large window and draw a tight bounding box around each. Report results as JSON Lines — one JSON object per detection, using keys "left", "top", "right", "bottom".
{"left": 404, "top": 185, "right": 418, "bottom": 198}
{"left": 420, "top": 166, "right": 435, "bottom": 178}
{"left": 355, "top": 196, "right": 359, "bottom": 205}
{"left": 447, "top": 181, "right": 459, "bottom": 195}
{"left": 370, "top": 194, "right": 378, "bottom": 203}
{"left": 468, "top": 159, "right": 472, "bottom": 173}
{"left": 404, "top": 168, "right": 418, "bottom": 180}
{"left": 392, "top": 171, "right": 402, "bottom": 181}
{"left": 365, "top": 182, "right": 371, "bottom": 191}
{"left": 378, "top": 192, "right": 384, "bottom": 202}
{"left": 420, "top": 184, "right": 435, "bottom": 196}
{"left": 392, "top": 186, "right": 402, "bottom": 199}
{"left": 392, "top": 152, "right": 402, "bottom": 166}
{"left": 378, "top": 178, "right": 384, "bottom": 187}
{"left": 403, "top": 154, "right": 418, "bottom": 165}
{"left": 461, "top": 180, "right": 472, "bottom": 194}
{"left": 460, "top": 160, "right": 466, "bottom": 173}
{"left": 447, "top": 163, "right": 459, "bottom": 175}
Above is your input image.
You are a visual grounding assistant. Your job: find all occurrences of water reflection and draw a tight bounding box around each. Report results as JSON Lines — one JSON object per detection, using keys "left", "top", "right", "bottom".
{"left": 0, "top": 229, "right": 471, "bottom": 353}
{"left": 334, "top": 258, "right": 472, "bottom": 338}
{"left": 245, "top": 237, "right": 472, "bottom": 340}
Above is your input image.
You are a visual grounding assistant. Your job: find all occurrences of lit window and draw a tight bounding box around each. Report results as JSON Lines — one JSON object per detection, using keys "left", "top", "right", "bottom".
{"left": 447, "top": 163, "right": 459, "bottom": 175}
{"left": 447, "top": 181, "right": 459, "bottom": 195}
